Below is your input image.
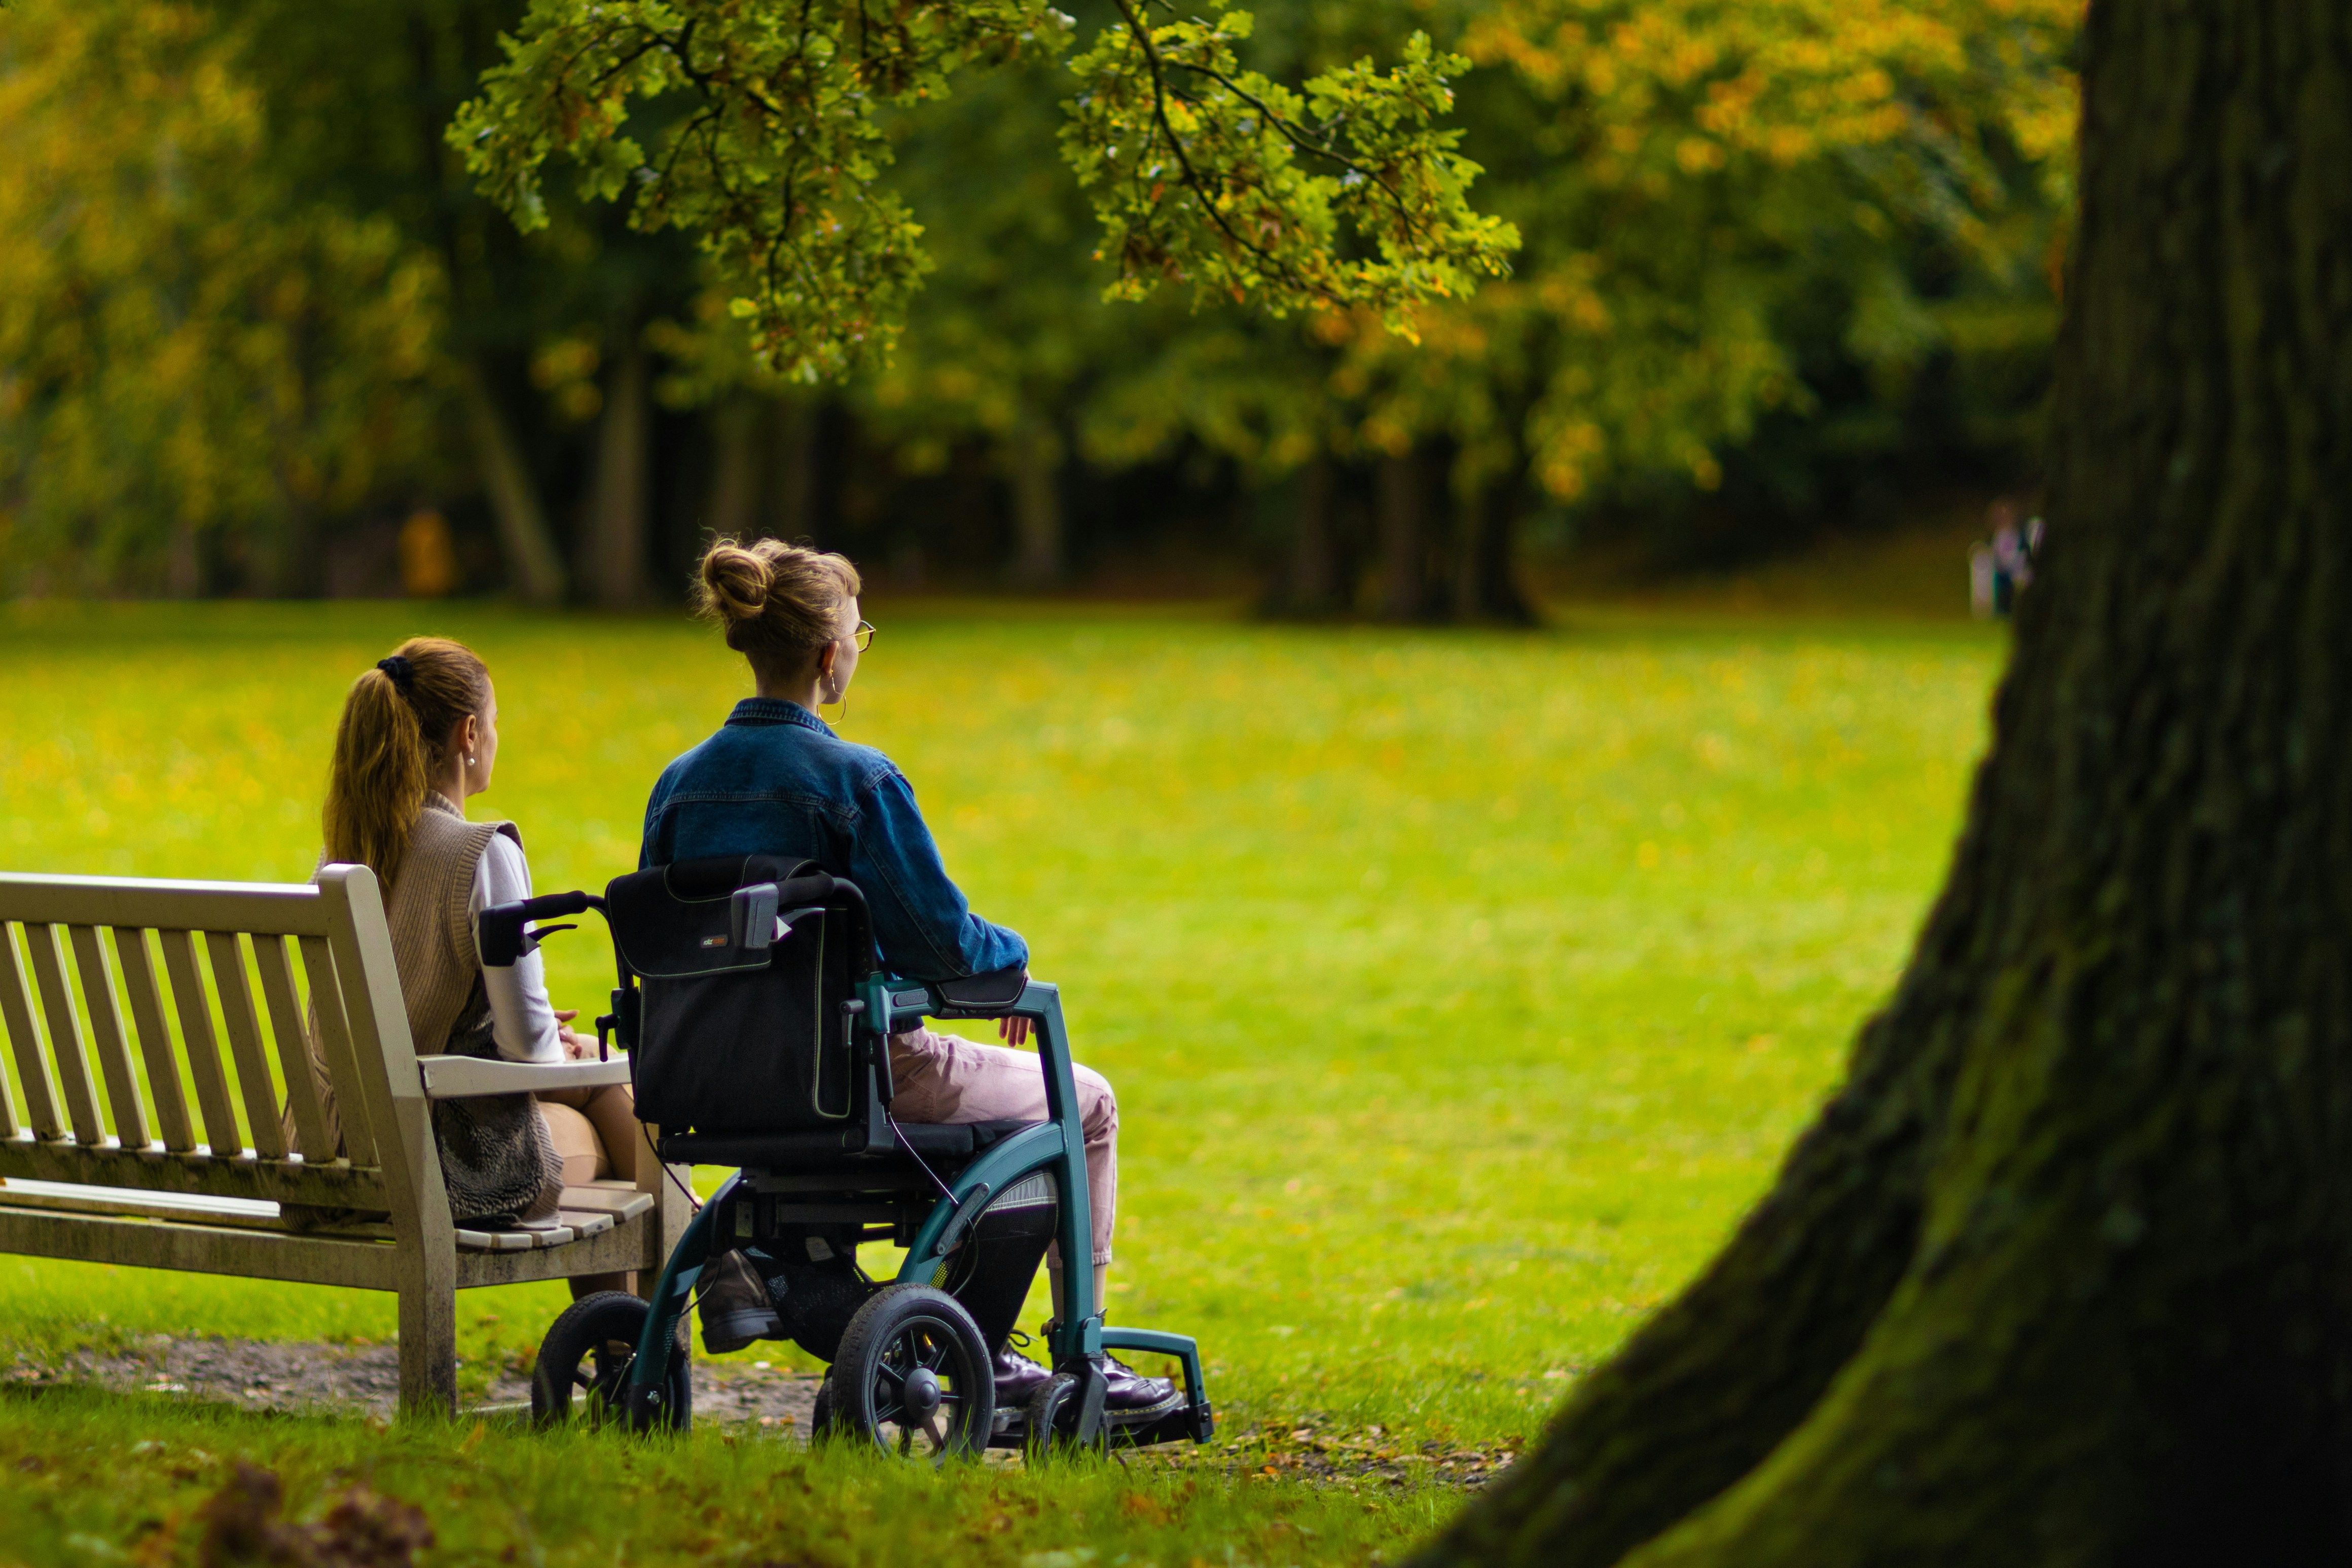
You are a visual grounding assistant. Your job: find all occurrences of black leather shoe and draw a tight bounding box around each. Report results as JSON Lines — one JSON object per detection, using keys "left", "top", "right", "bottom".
{"left": 994, "top": 1342, "right": 1056, "bottom": 1405}
{"left": 699, "top": 1250, "right": 781, "bottom": 1355}
{"left": 1102, "top": 1355, "right": 1182, "bottom": 1420}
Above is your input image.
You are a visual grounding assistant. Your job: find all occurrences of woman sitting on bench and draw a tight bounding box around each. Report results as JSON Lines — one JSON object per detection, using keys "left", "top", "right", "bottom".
{"left": 293, "top": 637, "right": 637, "bottom": 1294}
{"left": 643, "top": 537, "right": 1175, "bottom": 1417}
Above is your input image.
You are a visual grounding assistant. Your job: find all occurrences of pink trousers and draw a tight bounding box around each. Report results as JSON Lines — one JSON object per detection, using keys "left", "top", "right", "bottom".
{"left": 887, "top": 1028, "right": 1118, "bottom": 1281}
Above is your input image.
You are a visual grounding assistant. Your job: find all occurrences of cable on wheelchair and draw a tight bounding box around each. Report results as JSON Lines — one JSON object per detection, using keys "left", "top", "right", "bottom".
{"left": 640, "top": 1122, "right": 702, "bottom": 1213}
{"left": 886, "top": 1110, "right": 961, "bottom": 1214}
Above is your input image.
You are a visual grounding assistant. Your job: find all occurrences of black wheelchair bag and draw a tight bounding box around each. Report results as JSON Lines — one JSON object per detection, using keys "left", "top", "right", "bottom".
{"left": 604, "top": 855, "right": 869, "bottom": 1137}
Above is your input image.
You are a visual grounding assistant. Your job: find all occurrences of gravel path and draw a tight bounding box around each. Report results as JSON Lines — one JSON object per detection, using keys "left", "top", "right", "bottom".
{"left": 5, "top": 1335, "right": 821, "bottom": 1432}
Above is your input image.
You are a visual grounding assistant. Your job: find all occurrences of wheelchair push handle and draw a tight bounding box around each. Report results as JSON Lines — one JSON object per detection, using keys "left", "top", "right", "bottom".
{"left": 477, "top": 889, "right": 598, "bottom": 968}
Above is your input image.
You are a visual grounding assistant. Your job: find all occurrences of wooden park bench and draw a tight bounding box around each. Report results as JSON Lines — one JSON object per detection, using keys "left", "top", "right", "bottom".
{"left": 0, "top": 865, "right": 691, "bottom": 1415}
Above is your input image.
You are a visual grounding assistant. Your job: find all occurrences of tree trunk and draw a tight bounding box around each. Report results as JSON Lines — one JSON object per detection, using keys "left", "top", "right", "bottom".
{"left": 770, "top": 396, "right": 817, "bottom": 541}
{"left": 707, "top": 394, "right": 761, "bottom": 542}
{"left": 1376, "top": 448, "right": 1435, "bottom": 621}
{"left": 456, "top": 361, "right": 566, "bottom": 605}
{"left": 1007, "top": 419, "right": 1065, "bottom": 588}
{"left": 1280, "top": 452, "right": 1347, "bottom": 615}
{"left": 582, "top": 329, "right": 652, "bottom": 609}
{"left": 1453, "top": 469, "right": 1536, "bottom": 626}
{"left": 1416, "top": 3, "right": 2352, "bottom": 1563}
{"left": 165, "top": 521, "right": 202, "bottom": 598}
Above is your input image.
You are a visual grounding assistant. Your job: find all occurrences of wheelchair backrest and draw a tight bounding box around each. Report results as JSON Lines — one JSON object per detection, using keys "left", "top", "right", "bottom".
{"left": 604, "top": 855, "right": 875, "bottom": 1137}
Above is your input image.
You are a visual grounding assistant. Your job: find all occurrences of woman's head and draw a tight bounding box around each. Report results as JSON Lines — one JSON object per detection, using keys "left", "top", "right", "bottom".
{"left": 323, "top": 636, "right": 495, "bottom": 884}
{"left": 695, "top": 537, "right": 863, "bottom": 702}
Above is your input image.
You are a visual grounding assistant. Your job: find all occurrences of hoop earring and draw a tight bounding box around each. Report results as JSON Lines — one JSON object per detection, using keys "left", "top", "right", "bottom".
{"left": 818, "top": 694, "right": 849, "bottom": 725}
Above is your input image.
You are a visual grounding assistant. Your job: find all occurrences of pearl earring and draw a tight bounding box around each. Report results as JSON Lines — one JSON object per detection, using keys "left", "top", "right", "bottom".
{"left": 466, "top": 755, "right": 476, "bottom": 768}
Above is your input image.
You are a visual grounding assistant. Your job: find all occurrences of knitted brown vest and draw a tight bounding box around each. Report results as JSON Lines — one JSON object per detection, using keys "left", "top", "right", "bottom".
{"left": 289, "top": 793, "right": 517, "bottom": 1157}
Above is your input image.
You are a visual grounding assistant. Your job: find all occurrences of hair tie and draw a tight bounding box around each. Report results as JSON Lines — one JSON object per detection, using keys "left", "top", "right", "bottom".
{"left": 376, "top": 654, "right": 415, "bottom": 695}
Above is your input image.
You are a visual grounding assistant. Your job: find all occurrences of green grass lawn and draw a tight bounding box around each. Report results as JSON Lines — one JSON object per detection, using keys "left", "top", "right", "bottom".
{"left": 0, "top": 597, "right": 2004, "bottom": 1564}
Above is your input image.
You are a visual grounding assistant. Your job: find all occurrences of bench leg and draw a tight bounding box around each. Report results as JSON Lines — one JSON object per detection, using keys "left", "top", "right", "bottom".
{"left": 396, "top": 1246, "right": 457, "bottom": 1417}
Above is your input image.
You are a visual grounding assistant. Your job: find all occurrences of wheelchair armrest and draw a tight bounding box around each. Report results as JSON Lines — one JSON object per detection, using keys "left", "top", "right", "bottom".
{"left": 927, "top": 966, "right": 1030, "bottom": 1017}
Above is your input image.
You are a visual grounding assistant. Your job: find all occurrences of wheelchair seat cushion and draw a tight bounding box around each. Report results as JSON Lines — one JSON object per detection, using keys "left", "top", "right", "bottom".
{"left": 659, "top": 1118, "right": 1038, "bottom": 1171}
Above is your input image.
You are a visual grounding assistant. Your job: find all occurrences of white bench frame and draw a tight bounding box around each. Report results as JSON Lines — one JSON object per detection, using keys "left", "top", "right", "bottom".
{"left": 0, "top": 864, "right": 691, "bottom": 1415}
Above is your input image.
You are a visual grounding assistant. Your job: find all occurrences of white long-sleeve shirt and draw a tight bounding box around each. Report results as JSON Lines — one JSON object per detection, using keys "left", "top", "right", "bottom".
{"left": 466, "top": 832, "right": 565, "bottom": 1063}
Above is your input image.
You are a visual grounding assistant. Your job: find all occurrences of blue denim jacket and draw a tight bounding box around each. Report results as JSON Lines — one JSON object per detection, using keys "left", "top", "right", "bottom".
{"left": 639, "top": 698, "right": 1028, "bottom": 982}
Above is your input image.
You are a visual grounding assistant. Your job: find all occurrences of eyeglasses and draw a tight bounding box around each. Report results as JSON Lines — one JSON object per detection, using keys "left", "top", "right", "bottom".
{"left": 850, "top": 620, "right": 875, "bottom": 652}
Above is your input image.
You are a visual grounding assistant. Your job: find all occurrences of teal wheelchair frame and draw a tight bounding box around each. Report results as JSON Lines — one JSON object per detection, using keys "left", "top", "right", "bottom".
{"left": 483, "top": 865, "right": 1214, "bottom": 1457}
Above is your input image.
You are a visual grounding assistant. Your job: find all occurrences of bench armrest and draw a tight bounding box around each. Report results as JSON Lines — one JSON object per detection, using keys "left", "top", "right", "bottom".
{"left": 416, "top": 1057, "right": 632, "bottom": 1100}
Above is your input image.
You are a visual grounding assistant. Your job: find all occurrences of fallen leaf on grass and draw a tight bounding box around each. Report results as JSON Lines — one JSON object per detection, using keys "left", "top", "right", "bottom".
{"left": 195, "top": 1461, "right": 433, "bottom": 1568}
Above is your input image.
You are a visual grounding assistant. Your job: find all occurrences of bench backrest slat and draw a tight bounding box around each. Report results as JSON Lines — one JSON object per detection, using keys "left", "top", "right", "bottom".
{"left": 205, "top": 931, "right": 287, "bottom": 1160}
{"left": 1, "top": 927, "right": 59, "bottom": 1138}
{"left": 0, "top": 877, "right": 332, "bottom": 935}
{"left": 297, "top": 934, "right": 376, "bottom": 1165}
{"left": 256, "top": 934, "right": 330, "bottom": 1163}
{"left": 26, "top": 925, "right": 104, "bottom": 1146}
{"left": 68, "top": 924, "right": 149, "bottom": 1150}
{"left": 113, "top": 928, "right": 197, "bottom": 1153}
{"left": 0, "top": 934, "right": 19, "bottom": 1139}
{"left": 159, "top": 928, "right": 243, "bottom": 1156}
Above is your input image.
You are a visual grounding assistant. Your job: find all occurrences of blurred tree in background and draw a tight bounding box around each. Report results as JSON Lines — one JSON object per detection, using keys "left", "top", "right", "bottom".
{"left": 0, "top": 0, "right": 2079, "bottom": 609}
{"left": 0, "top": 0, "right": 444, "bottom": 595}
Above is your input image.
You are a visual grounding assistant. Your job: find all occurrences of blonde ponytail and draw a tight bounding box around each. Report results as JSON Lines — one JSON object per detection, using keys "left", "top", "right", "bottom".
{"left": 323, "top": 637, "right": 489, "bottom": 887}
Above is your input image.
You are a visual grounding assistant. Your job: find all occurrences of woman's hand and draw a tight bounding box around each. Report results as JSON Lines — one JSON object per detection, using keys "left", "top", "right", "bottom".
{"left": 554, "top": 1007, "right": 598, "bottom": 1061}
{"left": 998, "top": 1015, "right": 1031, "bottom": 1048}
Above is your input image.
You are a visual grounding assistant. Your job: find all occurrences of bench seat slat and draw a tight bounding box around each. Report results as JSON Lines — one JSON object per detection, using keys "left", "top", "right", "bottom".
{"left": 114, "top": 929, "right": 196, "bottom": 1153}
{"left": 297, "top": 935, "right": 373, "bottom": 1165}
{"left": 69, "top": 926, "right": 150, "bottom": 1151}
{"left": 27, "top": 926, "right": 103, "bottom": 1146}
{"left": 205, "top": 931, "right": 287, "bottom": 1160}
{"left": 557, "top": 1182, "right": 657, "bottom": 1216}
{"left": 160, "top": 930, "right": 243, "bottom": 1157}
{"left": 0, "top": 927, "right": 51, "bottom": 1139}
{"left": 255, "top": 936, "right": 330, "bottom": 1166}
{"left": 0, "top": 1133, "right": 390, "bottom": 1210}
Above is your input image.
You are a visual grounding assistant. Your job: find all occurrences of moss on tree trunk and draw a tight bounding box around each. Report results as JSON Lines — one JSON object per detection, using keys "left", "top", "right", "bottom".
{"left": 1415, "top": 2, "right": 2352, "bottom": 1560}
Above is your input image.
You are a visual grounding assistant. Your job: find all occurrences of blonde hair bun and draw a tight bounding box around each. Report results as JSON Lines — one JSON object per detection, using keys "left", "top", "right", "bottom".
{"left": 693, "top": 536, "right": 862, "bottom": 680}
{"left": 699, "top": 540, "right": 773, "bottom": 623}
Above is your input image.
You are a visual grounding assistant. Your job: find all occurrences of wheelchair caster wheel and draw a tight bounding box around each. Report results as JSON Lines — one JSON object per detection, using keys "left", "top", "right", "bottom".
{"left": 832, "top": 1284, "right": 995, "bottom": 1463}
{"left": 1024, "top": 1373, "right": 1106, "bottom": 1460}
{"left": 530, "top": 1291, "right": 691, "bottom": 1432}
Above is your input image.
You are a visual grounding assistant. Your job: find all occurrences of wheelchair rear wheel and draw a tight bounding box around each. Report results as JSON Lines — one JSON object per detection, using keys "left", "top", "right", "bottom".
{"left": 531, "top": 1290, "right": 691, "bottom": 1433}
{"left": 831, "top": 1284, "right": 995, "bottom": 1463}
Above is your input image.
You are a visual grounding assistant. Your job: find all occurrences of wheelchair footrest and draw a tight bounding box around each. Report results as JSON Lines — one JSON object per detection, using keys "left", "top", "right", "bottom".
{"left": 1110, "top": 1399, "right": 1215, "bottom": 1448}
{"left": 986, "top": 1395, "right": 1214, "bottom": 1449}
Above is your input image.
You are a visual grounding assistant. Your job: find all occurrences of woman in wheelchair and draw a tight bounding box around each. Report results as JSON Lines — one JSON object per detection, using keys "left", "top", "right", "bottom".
{"left": 643, "top": 537, "right": 1176, "bottom": 1418}
{"left": 294, "top": 638, "right": 637, "bottom": 1293}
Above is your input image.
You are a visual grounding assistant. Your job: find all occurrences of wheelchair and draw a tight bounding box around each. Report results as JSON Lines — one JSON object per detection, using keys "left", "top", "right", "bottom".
{"left": 477, "top": 854, "right": 1215, "bottom": 1460}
